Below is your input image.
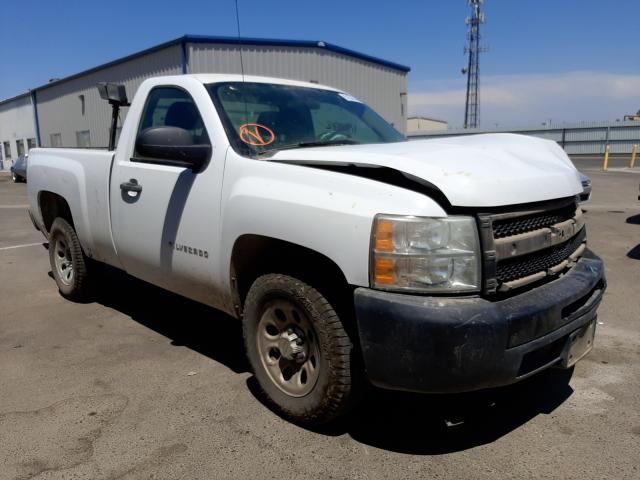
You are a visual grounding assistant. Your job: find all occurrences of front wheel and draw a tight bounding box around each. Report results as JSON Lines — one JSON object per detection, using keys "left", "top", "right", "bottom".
{"left": 243, "top": 274, "right": 359, "bottom": 426}
{"left": 48, "top": 217, "right": 93, "bottom": 301}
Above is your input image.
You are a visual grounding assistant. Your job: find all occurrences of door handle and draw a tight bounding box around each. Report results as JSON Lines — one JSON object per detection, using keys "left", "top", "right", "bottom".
{"left": 120, "top": 179, "right": 142, "bottom": 193}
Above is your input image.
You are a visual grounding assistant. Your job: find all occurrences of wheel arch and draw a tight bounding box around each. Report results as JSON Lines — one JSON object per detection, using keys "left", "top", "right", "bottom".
{"left": 230, "top": 234, "right": 355, "bottom": 317}
{"left": 38, "top": 191, "right": 75, "bottom": 235}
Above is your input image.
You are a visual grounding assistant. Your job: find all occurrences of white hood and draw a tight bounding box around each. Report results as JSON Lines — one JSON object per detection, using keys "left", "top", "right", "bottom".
{"left": 269, "top": 133, "right": 582, "bottom": 207}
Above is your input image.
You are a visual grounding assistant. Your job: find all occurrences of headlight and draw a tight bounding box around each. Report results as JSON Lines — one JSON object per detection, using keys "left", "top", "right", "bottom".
{"left": 371, "top": 215, "right": 481, "bottom": 293}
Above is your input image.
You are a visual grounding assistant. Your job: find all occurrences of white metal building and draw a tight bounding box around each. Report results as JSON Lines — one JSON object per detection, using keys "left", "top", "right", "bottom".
{"left": 406, "top": 116, "right": 448, "bottom": 133}
{"left": 0, "top": 95, "right": 37, "bottom": 164}
{"left": 0, "top": 35, "right": 410, "bottom": 164}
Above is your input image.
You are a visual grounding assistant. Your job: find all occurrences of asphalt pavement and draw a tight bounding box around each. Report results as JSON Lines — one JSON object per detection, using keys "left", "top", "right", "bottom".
{"left": 1, "top": 170, "right": 639, "bottom": 479}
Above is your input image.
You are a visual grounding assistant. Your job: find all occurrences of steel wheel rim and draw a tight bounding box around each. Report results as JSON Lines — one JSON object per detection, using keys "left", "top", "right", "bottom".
{"left": 54, "top": 238, "right": 74, "bottom": 286}
{"left": 256, "top": 299, "right": 321, "bottom": 397}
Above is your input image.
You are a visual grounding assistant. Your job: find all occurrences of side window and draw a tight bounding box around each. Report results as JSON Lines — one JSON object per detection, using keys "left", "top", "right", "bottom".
{"left": 135, "top": 87, "right": 208, "bottom": 159}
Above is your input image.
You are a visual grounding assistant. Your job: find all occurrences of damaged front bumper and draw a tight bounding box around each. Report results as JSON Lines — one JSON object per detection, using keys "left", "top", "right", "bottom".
{"left": 354, "top": 251, "right": 606, "bottom": 393}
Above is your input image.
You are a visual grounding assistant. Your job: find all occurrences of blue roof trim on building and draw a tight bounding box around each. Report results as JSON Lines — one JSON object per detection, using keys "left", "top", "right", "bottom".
{"left": 0, "top": 34, "right": 410, "bottom": 105}
{"left": 0, "top": 91, "right": 31, "bottom": 107}
{"left": 27, "top": 36, "right": 191, "bottom": 94}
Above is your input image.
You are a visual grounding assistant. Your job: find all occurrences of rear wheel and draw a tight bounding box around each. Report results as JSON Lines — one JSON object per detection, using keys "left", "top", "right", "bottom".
{"left": 48, "top": 218, "right": 93, "bottom": 301}
{"left": 11, "top": 172, "right": 18, "bottom": 183}
{"left": 243, "top": 274, "right": 359, "bottom": 426}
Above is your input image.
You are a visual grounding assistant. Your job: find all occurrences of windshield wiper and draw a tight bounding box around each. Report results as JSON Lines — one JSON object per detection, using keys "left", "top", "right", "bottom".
{"left": 257, "top": 139, "right": 361, "bottom": 156}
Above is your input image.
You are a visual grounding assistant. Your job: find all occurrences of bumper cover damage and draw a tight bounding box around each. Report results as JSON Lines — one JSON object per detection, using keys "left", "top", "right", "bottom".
{"left": 354, "top": 252, "right": 605, "bottom": 393}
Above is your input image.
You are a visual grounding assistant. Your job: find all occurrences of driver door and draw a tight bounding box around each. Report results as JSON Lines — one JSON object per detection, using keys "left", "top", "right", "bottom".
{"left": 109, "top": 85, "right": 220, "bottom": 304}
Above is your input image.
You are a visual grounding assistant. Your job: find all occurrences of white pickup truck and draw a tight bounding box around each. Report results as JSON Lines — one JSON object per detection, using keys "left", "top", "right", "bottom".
{"left": 27, "top": 74, "right": 605, "bottom": 425}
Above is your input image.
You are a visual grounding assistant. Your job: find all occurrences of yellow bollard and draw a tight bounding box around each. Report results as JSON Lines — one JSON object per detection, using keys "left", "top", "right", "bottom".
{"left": 630, "top": 144, "right": 638, "bottom": 169}
{"left": 602, "top": 145, "right": 610, "bottom": 171}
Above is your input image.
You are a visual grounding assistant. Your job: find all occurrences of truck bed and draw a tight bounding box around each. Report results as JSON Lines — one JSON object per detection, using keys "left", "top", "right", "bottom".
{"left": 27, "top": 148, "right": 121, "bottom": 267}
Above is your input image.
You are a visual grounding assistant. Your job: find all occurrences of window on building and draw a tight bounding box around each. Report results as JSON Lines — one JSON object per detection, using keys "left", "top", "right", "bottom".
{"left": 79, "top": 94, "right": 85, "bottom": 116}
{"left": 76, "top": 130, "right": 91, "bottom": 148}
{"left": 50, "top": 133, "right": 62, "bottom": 147}
{"left": 27, "top": 138, "right": 36, "bottom": 151}
{"left": 16, "top": 139, "right": 25, "bottom": 157}
{"left": 3, "top": 141, "right": 12, "bottom": 159}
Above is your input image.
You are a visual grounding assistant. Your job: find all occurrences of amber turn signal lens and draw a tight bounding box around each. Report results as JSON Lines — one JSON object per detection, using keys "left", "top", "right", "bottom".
{"left": 374, "top": 257, "right": 396, "bottom": 285}
{"left": 375, "top": 220, "right": 394, "bottom": 252}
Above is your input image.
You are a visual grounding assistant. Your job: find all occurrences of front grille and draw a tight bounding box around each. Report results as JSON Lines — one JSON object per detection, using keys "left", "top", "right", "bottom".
{"left": 492, "top": 202, "right": 576, "bottom": 239}
{"left": 496, "top": 227, "right": 586, "bottom": 283}
{"left": 479, "top": 198, "right": 586, "bottom": 294}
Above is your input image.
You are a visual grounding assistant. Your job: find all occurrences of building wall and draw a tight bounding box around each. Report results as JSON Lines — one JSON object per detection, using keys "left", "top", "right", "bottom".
{"left": 188, "top": 43, "right": 408, "bottom": 131}
{"left": 36, "top": 45, "right": 183, "bottom": 148}
{"left": 407, "top": 117, "right": 448, "bottom": 133}
{"left": 0, "top": 94, "right": 36, "bottom": 166}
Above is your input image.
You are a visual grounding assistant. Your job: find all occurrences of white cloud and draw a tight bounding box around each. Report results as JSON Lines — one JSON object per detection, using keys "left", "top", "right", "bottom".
{"left": 408, "top": 72, "right": 640, "bottom": 128}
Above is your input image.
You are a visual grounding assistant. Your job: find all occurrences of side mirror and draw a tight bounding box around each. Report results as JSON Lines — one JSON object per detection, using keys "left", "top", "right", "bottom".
{"left": 135, "top": 126, "right": 211, "bottom": 172}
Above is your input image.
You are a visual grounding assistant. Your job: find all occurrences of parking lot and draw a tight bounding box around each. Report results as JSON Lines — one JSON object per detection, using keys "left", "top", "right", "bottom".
{"left": 1, "top": 164, "right": 639, "bottom": 480}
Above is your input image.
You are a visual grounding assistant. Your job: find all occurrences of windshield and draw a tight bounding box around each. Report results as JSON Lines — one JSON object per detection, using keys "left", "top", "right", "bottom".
{"left": 207, "top": 82, "right": 405, "bottom": 156}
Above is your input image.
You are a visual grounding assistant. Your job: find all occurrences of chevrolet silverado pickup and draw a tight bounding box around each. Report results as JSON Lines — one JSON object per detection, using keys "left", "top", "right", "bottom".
{"left": 27, "top": 74, "right": 606, "bottom": 425}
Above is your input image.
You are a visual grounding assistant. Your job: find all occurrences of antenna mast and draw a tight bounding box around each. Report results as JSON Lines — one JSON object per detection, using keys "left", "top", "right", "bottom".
{"left": 234, "top": 0, "right": 245, "bottom": 81}
{"left": 462, "top": 0, "right": 486, "bottom": 129}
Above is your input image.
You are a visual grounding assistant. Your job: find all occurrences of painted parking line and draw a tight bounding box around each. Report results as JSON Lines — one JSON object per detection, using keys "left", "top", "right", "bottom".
{"left": 0, "top": 242, "right": 45, "bottom": 251}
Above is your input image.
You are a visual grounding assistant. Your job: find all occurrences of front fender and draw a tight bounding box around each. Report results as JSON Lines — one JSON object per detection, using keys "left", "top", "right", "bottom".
{"left": 219, "top": 155, "right": 447, "bottom": 288}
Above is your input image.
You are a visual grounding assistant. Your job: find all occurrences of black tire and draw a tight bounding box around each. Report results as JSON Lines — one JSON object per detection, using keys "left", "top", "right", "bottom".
{"left": 11, "top": 172, "right": 18, "bottom": 183}
{"left": 48, "top": 217, "right": 93, "bottom": 301}
{"left": 243, "top": 274, "right": 359, "bottom": 426}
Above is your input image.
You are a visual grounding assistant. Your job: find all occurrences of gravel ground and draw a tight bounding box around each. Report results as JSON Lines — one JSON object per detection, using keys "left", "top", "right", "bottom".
{"left": 0, "top": 170, "right": 638, "bottom": 480}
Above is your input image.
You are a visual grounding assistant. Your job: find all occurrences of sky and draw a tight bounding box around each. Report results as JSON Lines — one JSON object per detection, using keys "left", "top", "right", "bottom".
{"left": 1, "top": 0, "right": 639, "bottom": 128}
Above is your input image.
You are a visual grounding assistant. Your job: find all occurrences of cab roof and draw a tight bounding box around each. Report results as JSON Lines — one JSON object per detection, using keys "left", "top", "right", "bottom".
{"left": 190, "top": 74, "right": 342, "bottom": 92}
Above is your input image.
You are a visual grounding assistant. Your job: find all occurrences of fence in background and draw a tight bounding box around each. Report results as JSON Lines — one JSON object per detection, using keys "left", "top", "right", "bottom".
{"left": 408, "top": 120, "right": 640, "bottom": 155}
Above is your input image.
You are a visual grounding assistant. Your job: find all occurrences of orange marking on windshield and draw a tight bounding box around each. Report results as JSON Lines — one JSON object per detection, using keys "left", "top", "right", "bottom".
{"left": 239, "top": 123, "right": 275, "bottom": 146}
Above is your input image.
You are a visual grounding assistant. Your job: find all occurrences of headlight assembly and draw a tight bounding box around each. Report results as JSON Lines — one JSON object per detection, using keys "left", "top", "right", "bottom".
{"left": 371, "top": 215, "right": 481, "bottom": 293}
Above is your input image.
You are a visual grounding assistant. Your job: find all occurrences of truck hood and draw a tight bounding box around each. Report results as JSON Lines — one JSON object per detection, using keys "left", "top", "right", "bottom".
{"left": 268, "top": 133, "right": 582, "bottom": 207}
